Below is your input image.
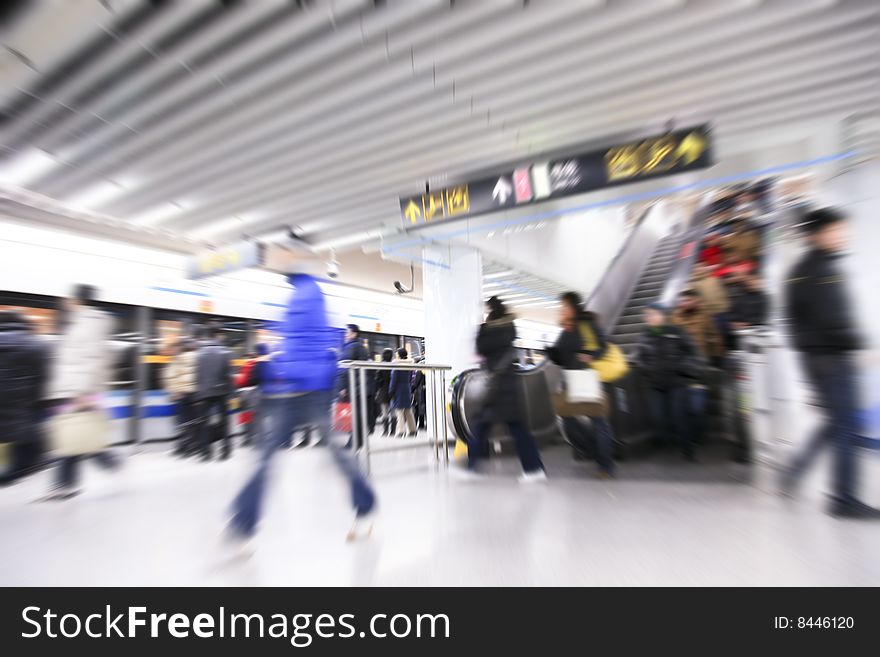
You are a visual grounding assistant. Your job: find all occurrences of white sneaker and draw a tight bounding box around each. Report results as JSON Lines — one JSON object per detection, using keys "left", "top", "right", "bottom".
{"left": 518, "top": 469, "right": 547, "bottom": 484}
{"left": 347, "top": 510, "right": 376, "bottom": 542}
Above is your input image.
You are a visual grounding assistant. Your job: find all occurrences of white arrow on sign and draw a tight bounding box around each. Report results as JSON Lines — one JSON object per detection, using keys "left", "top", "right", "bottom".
{"left": 492, "top": 176, "right": 512, "bottom": 204}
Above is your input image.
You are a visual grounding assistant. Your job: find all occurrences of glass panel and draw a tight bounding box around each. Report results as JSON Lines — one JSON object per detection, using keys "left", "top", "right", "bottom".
{"left": 404, "top": 336, "right": 424, "bottom": 361}
{"left": 359, "top": 331, "right": 400, "bottom": 361}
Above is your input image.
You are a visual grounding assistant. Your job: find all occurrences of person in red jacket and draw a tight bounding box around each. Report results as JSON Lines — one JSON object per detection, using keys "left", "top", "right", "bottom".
{"left": 699, "top": 233, "right": 724, "bottom": 268}
{"left": 234, "top": 343, "right": 269, "bottom": 446}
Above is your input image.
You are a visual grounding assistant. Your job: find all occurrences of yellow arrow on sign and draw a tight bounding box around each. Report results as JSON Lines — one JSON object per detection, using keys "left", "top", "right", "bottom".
{"left": 676, "top": 130, "right": 707, "bottom": 165}
{"left": 404, "top": 200, "right": 422, "bottom": 223}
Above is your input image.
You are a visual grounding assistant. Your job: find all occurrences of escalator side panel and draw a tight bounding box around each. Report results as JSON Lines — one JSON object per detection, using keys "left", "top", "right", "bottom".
{"left": 449, "top": 364, "right": 562, "bottom": 447}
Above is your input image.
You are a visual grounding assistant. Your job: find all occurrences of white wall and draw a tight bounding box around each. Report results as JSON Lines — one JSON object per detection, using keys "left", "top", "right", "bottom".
{"left": 463, "top": 206, "right": 629, "bottom": 295}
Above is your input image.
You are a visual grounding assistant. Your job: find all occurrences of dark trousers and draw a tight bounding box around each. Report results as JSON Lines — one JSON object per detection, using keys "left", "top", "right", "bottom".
{"left": 174, "top": 394, "right": 197, "bottom": 454}
{"left": 195, "top": 396, "right": 230, "bottom": 459}
{"left": 377, "top": 401, "right": 397, "bottom": 436}
{"left": 230, "top": 391, "right": 376, "bottom": 537}
{"left": 687, "top": 386, "right": 709, "bottom": 445}
{"left": 647, "top": 387, "right": 693, "bottom": 456}
{"left": 55, "top": 451, "right": 118, "bottom": 489}
{"left": 415, "top": 390, "right": 427, "bottom": 429}
{"left": 467, "top": 416, "right": 543, "bottom": 474}
{"left": 785, "top": 353, "right": 862, "bottom": 503}
{"left": 716, "top": 312, "right": 736, "bottom": 351}
{"left": 1, "top": 427, "right": 45, "bottom": 485}
{"left": 563, "top": 416, "right": 615, "bottom": 475}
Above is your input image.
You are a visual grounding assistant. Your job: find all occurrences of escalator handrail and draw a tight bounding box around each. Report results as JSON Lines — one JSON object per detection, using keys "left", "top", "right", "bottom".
{"left": 587, "top": 203, "right": 668, "bottom": 334}
{"left": 585, "top": 202, "right": 655, "bottom": 308}
{"left": 656, "top": 204, "right": 714, "bottom": 307}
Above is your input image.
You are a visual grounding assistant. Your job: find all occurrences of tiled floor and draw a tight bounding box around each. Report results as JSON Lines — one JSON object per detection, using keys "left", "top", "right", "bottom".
{"left": 1, "top": 439, "right": 878, "bottom": 586}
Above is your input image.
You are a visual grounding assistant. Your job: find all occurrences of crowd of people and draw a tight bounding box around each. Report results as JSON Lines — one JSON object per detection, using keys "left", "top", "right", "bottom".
{"left": 629, "top": 185, "right": 773, "bottom": 464}
{"left": 0, "top": 185, "right": 876, "bottom": 533}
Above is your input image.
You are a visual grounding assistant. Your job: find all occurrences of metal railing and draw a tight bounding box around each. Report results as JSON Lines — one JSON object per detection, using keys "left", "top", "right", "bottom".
{"left": 338, "top": 360, "right": 452, "bottom": 474}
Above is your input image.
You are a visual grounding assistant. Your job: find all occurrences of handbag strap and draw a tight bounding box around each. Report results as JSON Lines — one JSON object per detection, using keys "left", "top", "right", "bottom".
{"left": 578, "top": 321, "right": 599, "bottom": 352}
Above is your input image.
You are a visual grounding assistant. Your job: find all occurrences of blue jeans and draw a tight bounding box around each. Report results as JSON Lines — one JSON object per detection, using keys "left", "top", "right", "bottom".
{"left": 468, "top": 416, "right": 544, "bottom": 474}
{"left": 647, "top": 387, "right": 692, "bottom": 455}
{"left": 687, "top": 386, "right": 708, "bottom": 444}
{"left": 785, "top": 353, "right": 863, "bottom": 503}
{"left": 230, "top": 391, "right": 376, "bottom": 537}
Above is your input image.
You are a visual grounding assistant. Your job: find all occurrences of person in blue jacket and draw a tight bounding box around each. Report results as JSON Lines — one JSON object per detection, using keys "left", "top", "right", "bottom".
{"left": 228, "top": 274, "right": 376, "bottom": 543}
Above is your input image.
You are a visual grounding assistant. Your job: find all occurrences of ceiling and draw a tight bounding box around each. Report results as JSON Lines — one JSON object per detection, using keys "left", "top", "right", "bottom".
{"left": 481, "top": 258, "right": 568, "bottom": 324}
{"left": 0, "top": 0, "right": 877, "bottom": 254}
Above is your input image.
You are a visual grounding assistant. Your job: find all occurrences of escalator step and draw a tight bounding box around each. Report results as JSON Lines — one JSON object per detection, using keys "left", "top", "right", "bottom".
{"left": 646, "top": 257, "right": 676, "bottom": 267}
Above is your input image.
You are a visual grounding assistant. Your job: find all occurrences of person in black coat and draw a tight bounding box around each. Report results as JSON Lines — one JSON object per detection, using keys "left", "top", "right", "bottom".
{"left": 545, "top": 291, "right": 617, "bottom": 477}
{"left": 411, "top": 366, "right": 427, "bottom": 430}
{"left": 635, "top": 302, "right": 701, "bottom": 461}
{"left": 193, "top": 325, "right": 233, "bottom": 460}
{"left": 335, "top": 324, "right": 373, "bottom": 448}
{"left": 0, "top": 311, "right": 49, "bottom": 485}
{"left": 729, "top": 273, "right": 769, "bottom": 343}
{"left": 460, "top": 297, "right": 544, "bottom": 480}
{"left": 374, "top": 348, "right": 396, "bottom": 437}
{"left": 781, "top": 207, "right": 878, "bottom": 518}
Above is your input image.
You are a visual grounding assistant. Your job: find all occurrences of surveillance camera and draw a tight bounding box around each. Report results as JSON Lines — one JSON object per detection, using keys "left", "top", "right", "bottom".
{"left": 394, "top": 264, "right": 415, "bottom": 294}
{"left": 327, "top": 259, "right": 340, "bottom": 279}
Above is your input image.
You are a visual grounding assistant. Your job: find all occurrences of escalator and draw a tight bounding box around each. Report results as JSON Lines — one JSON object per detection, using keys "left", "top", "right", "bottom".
{"left": 608, "top": 232, "right": 688, "bottom": 356}
{"left": 448, "top": 199, "right": 746, "bottom": 459}
{"left": 595, "top": 202, "right": 742, "bottom": 455}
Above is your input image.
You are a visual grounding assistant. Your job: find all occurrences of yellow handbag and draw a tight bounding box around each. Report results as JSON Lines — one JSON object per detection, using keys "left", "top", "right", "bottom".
{"left": 579, "top": 322, "right": 629, "bottom": 383}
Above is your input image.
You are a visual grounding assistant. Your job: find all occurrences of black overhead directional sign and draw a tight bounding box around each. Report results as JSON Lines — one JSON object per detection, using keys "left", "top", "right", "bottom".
{"left": 398, "top": 125, "right": 712, "bottom": 226}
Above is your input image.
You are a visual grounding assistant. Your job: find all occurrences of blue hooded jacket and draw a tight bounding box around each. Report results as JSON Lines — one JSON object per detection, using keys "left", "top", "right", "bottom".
{"left": 261, "top": 274, "right": 340, "bottom": 395}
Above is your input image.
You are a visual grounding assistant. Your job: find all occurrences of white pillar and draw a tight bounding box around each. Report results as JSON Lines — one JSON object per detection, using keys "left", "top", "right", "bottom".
{"left": 422, "top": 244, "right": 483, "bottom": 374}
{"left": 422, "top": 244, "right": 483, "bottom": 445}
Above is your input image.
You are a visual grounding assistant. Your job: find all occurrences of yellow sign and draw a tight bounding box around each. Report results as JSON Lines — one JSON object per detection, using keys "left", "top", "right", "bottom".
{"left": 404, "top": 200, "right": 422, "bottom": 223}
{"left": 198, "top": 249, "right": 241, "bottom": 274}
{"left": 445, "top": 184, "right": 470, "bottom": 216}
{"left": 676, "top": 130, "right": 707, "bottom": 165}
{"left": 188, "top": 241, "right": 261, "bottom": 279}
{"left": 422, "top": 191, "right": 445, "bottom": 221}
{"left": 605, "top": 130, "right": 707, "bottom": 182}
